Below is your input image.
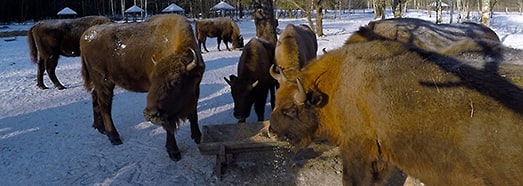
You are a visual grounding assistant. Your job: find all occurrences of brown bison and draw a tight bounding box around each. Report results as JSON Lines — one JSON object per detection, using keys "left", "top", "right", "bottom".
{"left": 80, "top": 14, "right": 205, "bottom": 161}
{"left": 195, "top": 17, "right": 244, "bottom": 52}
{"left": 269, "top": 39, "right": 523, "bottom": 185}
{"left": 28, "top": 16, "right": 110, "bottom": 90}
{"left": 224, "top": 38, "right": 277, "bottom": 123}
{"left": 274, "top": 24, "right": 318, "bottom": 79}
{"left": 345, "top": 17, "right": 500, "bottom": 55}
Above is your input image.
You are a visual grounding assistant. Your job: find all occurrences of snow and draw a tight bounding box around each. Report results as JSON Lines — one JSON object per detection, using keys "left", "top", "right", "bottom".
{"left": 1, "top": 10, "right": 523, "bottom": 185}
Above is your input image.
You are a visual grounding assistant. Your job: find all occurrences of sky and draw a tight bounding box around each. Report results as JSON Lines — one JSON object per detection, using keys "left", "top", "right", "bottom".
{"left": 1, "top": 10, "right": 522, "bottom": 185}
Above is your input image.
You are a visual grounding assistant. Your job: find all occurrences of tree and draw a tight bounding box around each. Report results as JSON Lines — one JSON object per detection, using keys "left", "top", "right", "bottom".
{"left": 251, "top": 0, "right": 278, "bottom": 44}
{"left": 374, "top": 0, "right": 386, "bottom": 19}
{"left": 481, "top": 0, "right": 491, "bottom": 26}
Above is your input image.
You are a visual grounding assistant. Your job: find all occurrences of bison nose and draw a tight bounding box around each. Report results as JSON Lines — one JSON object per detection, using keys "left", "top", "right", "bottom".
{"left": 144, "top": 108, "right": 163, "bottom": 124}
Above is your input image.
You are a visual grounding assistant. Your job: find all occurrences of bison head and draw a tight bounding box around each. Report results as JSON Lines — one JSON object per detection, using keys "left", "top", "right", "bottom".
{"left": 269, "top": 67, "right": 328, "bottom": 149}
{"left": 224, "top": 75, "right": 259, "bottom": 122}
{"left": 144, "top": 49, "right": 200, "bottom": 129}
{"left": 232, "top": 34, "right": 244, "bottom": 50}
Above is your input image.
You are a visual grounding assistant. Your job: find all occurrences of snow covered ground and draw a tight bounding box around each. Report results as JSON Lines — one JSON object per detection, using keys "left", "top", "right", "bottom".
{"left": 1, "top": 10, "right": 522, "bottom": 185}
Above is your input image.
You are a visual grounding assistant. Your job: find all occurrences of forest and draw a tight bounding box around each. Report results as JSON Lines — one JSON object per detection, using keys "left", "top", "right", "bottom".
{"left": 1, "top": 0, "right": 521, "bottom": 23}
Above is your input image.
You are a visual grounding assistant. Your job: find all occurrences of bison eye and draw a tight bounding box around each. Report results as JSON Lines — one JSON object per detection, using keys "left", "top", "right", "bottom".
{"left": 167, "top": 79, "right": 180, "bottom": 88}
{"left": 282, "top": 105, "right": 298, "bottom": 118}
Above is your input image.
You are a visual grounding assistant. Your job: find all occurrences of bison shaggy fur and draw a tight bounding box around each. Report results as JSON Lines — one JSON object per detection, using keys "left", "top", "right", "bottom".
{"left": 80, "top": 14, "right": 205, "bottom": 161}
{"left": 225, "top": 38, "right": 277, "bottom": 123}
{"left": 270, "top": 39, "right": 523, "bottom": 185}
{"left": 195, "top": 17, "right": 244, "bottom": 52}
{"left": 27, "top": 16, "right": 110, "bottom": 89}
{"left": 274, "top": 24, "right": 318, "bottom": 79}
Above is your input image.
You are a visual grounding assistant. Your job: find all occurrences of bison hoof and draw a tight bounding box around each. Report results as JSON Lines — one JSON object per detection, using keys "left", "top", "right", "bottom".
{"left": 192, "top": 135, "right": 201, "bottom": 144}
{"left": 56, "top": 85, "right": 66, "bottom": 90}
{"left": 110, "top": 137, "right": 123, "bottom": 145}
{"left": 237, "top": 119, "right": 246, "bottom": 123}
{"left": 92, "top": 124, "right": 105, "bottom": 134}
{"left": 168, "top": 151, "right": 182, "bottom": 161}
{"left": 37, "top": 85, "right": 48, "bottom": 90}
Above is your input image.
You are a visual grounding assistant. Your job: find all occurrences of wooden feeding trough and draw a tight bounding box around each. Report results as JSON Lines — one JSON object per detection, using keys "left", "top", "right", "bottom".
{"left": 198, "top": 121, "right": 289, "bottom": 179}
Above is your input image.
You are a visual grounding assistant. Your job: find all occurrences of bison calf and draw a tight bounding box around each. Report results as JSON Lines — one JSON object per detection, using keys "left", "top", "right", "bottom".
{"left": 270, "top": 39, "right": 523, "bottom": 185}
{"left": 28, "top": 16, "right": 110, "bottom": 90}
{"left": 80, "top": 14, "right": 205, "bottom": 161}
{"left": 225, "top": 38, "right": 276, "bottom": 123}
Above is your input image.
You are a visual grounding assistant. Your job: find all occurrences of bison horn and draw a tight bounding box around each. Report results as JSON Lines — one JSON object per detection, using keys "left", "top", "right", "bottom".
{"left": 151, "top": 56, "right": 158, "bottom": 65}
{"left": 186, "top": 48, "right": 197, "bottom": 71}
{"left": 270, "top": 64, "right": 288, "bottom": 82}
{"left": 294, "top": 78, "right": 306, "bottom": 105}
{"left": 251, "top": 80, "right": 259, "bottom": 88}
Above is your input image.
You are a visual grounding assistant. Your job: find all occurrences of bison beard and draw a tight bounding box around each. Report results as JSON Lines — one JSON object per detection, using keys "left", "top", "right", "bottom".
{"left": 80, "top": 14, "right": 204, "bottom": 161}
{"left": 270, "top": 39, "right": 523, "bottom": 185}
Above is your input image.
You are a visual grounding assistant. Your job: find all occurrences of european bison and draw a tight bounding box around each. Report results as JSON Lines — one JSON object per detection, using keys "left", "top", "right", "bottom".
{"left": 270, "top": 39, "right": 523, "bottom": 185}
{"left": 195, "top": 17, "right": 244, "bottom": 52}
{"left": 274, "top": 24, "right": 318, "bottom": 79}
{"left": 224, "top": 38, "right": 276, "bottom": 123}
{"left": 27, "top": 16, "right": 110, "bottom": 90}
{"left": 345, "top": 17, "right": 500, "bottom": 55}
{"left": 80, "top": 14, "right": 205, "bottom": 161}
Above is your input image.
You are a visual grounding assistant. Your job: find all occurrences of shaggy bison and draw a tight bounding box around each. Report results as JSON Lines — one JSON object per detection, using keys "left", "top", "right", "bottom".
{"left": 195, "top": 17, "right": 244, "bottom": 52}
{"left": 274, "top": 24, "right": 318, "bottom": 79}
{"left": 345, "top": 17, "right": 500, "bottom": 55}
{"left": 27, "top": 16, "right": 110, "bottom": 89}
{"left": 270, "top": 39, "right": 523, "bottom": 185}
{"left": 225, "top": 38, "right": 277, "bottom": 123}
{"left": 80, "top": 14, "right": 205, "bottom": 161}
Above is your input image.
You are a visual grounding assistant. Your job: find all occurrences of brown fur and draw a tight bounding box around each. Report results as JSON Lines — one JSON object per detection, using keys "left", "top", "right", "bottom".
{"left": 27, "top": 16, "right": 110, "bottom": 89}
{"left": 274, "top": 24, "right": 318, "bottom": 80}
{"left": 80, "top": 14, "right": 205, "bottom": 161}
{"left": 224, "top": 38, "right": 277, "bottom": 123}
{"left": 345, "top": 18, "right": 501, "bottom": 56}
{"left": 270, "top": 39, "right": 523, "bottom": 185}
{"left": 195, "top": 17, "right": 244, "bottom": 52}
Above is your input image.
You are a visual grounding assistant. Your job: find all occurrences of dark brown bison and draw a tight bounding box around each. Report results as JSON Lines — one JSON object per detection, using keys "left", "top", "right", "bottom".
{"left": 269, "top": 39, "right": 523, "bottom": 185}
{"left": 224, "top": 38, "right": 276, "bottom": 123}
{"left": 195, "top": 17, "right": 244, "bottom": 52}
{"left": 274, "top": 24, "right": 317, "bottom": 79}
{"left": 27, "top": 16, "right": 110, "bottom": 90}
{"left": 345, "top": 17, "right": 500, "bottom": 55}
{"left": 80, "top": 14, "right": 205, "bottom": 161}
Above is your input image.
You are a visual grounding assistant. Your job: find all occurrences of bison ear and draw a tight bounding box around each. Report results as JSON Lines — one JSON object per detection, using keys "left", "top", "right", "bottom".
{"left": 307, "top": 90, "right": 328, "bottom": 108}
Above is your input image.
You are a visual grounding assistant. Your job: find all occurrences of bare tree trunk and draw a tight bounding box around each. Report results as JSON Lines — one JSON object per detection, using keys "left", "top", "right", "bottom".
{"left": 436, "top": 0, "right": 442, "bottom": 23}
{"left": 481, "top": 0, "right": 490, "bottom": 26}
{"left": 252, "top": 0, "right": 278, "bottom": 45}
{"left": 449, "top": 0, "right": 454, "bottom": 23}
{"left": 121, "top": 0, "right": 125, "bottom": 18}
{"left": 374, "top": 0, "right": 386, "bottom": 19}
{"left": 315, "top": 0, "right": 324, "bottom": 37}
{"left": 456, "top": 0, "right": 462, "bottom": 23}
{"left": 392, "top": 0, "right": 402, "bottom": 18}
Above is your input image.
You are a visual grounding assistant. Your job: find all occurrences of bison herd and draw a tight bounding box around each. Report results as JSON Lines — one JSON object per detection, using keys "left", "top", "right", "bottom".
{"left": 26, "top": 14, "right": 523, "bottom": 185}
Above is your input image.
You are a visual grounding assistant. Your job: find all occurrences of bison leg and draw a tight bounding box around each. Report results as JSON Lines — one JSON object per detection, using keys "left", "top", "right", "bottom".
{"left": 165, "top": 129, "right": 181, "bottom": 161}
{"left": 188, "top": 109, "right": 201, "bottom": 144}
{"left": 340, "top": 140, "right": 394, "bottom": 185}
{"left": 254, "top": 89, "right": 269, "bottom": 121}
{"left": 94, "top": 83, "right": 122, "bottom": 145}
{"left": 90, "top": 89, "right": 105, "bottom": 134}
{"left": 45, "top": 55, "right": 66, "bottom": 90}
{"left": 224, "top": 41, "right": 231, "bottom": 51}
{"left": 200, "top": 38, "right": 209, "bottom": 53}
{"left": 36, "top": 58, "right": 48, "bottom": 89}
{"left": 216, "top": 37, "right": 222, "bottom": 51}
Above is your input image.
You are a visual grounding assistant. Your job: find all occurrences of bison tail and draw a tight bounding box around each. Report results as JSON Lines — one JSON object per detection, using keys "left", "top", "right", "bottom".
{"left": 80, "top": 56, "right": 93, "bottom": 91}
{"left": 27, "top": 26, "right": 38, "bottom": 64}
